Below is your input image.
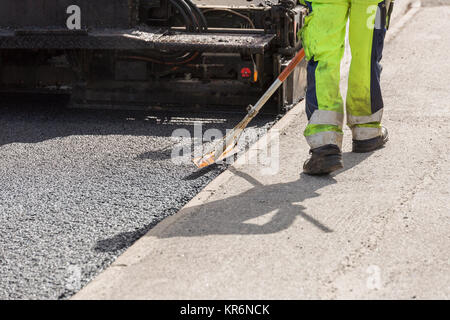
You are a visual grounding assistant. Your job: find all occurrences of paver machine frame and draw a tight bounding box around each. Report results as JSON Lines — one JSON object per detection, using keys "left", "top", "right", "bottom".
{"left": 0, "top": 0, "right": 308, "bottom": 113}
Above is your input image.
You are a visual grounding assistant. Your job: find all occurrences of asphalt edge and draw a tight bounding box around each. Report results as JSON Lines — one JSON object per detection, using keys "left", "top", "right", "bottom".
{"left": 118, "top": 100, "right": 306, "bottom": 248}
{"left": 72, "top": 0, "right": 420, "bottom": 299}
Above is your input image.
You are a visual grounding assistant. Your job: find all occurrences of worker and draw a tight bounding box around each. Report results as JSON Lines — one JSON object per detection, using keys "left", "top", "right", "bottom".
{"left": 299, "top": 0, "right": 394, "bottom": 175}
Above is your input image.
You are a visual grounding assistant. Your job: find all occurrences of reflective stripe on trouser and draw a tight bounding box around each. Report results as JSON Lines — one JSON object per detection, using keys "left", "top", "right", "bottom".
{"left": 300, "top": 0, "right": 387, "bottom": 148}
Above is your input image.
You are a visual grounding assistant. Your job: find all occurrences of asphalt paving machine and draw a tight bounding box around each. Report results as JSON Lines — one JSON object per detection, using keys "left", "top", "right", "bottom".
{"left": 0, "top": 0, "right": 307, "bottom": 113}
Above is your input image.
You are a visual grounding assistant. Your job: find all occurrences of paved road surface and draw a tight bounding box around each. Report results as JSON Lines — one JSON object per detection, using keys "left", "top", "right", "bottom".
{"left": 0, "top": 104, "right": 274, "bottom": 299}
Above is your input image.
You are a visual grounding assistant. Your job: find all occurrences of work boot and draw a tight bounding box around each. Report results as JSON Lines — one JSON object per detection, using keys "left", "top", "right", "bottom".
{"left": 303, "top": 144, "right": 343, "bottom": 176}
{"left": 352, "top": 126, "right": 389, "bottom": 153}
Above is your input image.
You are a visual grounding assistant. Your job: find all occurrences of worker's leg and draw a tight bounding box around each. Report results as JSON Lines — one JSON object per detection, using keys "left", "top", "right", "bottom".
{"left": 301, "top": 0, "right": 350, "bottom": 151}
{"left": 301, "top": 0, "right": 349, "bottom": 175}
{"left": 347, "top": 0, "right": 387, "bottom": 141}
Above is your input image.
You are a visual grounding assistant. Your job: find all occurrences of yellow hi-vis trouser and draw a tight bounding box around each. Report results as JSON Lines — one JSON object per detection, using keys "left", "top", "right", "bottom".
{"left": 299, "top": 0, "right": 389, "bottom": 150}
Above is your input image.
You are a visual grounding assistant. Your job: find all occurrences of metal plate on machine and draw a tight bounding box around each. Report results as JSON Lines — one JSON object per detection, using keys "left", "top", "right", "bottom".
{"left": 128, "top": 29, "right": 277, "bottom": 53}
{"left": 0, "top": 27, "right": 276, "bottom": 53}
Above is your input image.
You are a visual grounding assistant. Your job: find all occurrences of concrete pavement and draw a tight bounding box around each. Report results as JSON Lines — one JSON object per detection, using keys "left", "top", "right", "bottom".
{"left": 74, "top": 3, "right": 450, "bottom": 299}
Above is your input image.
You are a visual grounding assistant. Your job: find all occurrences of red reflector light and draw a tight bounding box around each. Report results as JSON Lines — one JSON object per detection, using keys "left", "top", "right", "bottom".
{"left": 240, "top": 67, "right": 252, "bottom": 78}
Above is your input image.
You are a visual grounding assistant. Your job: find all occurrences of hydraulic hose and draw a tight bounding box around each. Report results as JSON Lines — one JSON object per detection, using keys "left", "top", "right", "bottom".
{"left": 123, "top": 0, "right": 209, "bottom": 65}
{"left": 184, "top": 0, "right": 208, "bottom": 32}
{"left": 168, "top": 0, "right": 196, "bottom": 31}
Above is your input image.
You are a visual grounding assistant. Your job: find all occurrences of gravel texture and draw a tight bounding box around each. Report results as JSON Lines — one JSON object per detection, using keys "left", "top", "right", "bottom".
{"left": 0, "top": 100, "right": 275, "bottom": 299}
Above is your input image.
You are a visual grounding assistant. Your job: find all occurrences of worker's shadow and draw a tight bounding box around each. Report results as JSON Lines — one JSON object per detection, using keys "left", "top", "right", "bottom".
{"left": 155, "top": 151, "right": 374, "bottom": 239}
{"left": 94, "top": 151, "right": 373, "bottom": 252}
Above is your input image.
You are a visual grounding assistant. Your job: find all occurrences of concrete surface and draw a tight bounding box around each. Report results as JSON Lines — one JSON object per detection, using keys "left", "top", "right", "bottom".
{"left": 0, "top": 105, "right": 275, "bottom": 300}
{"left": 74, "top": 3, "right": 450, "bottom": 300}
{"left": 421, "top": 0, "right": 450, "bottom": 6}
